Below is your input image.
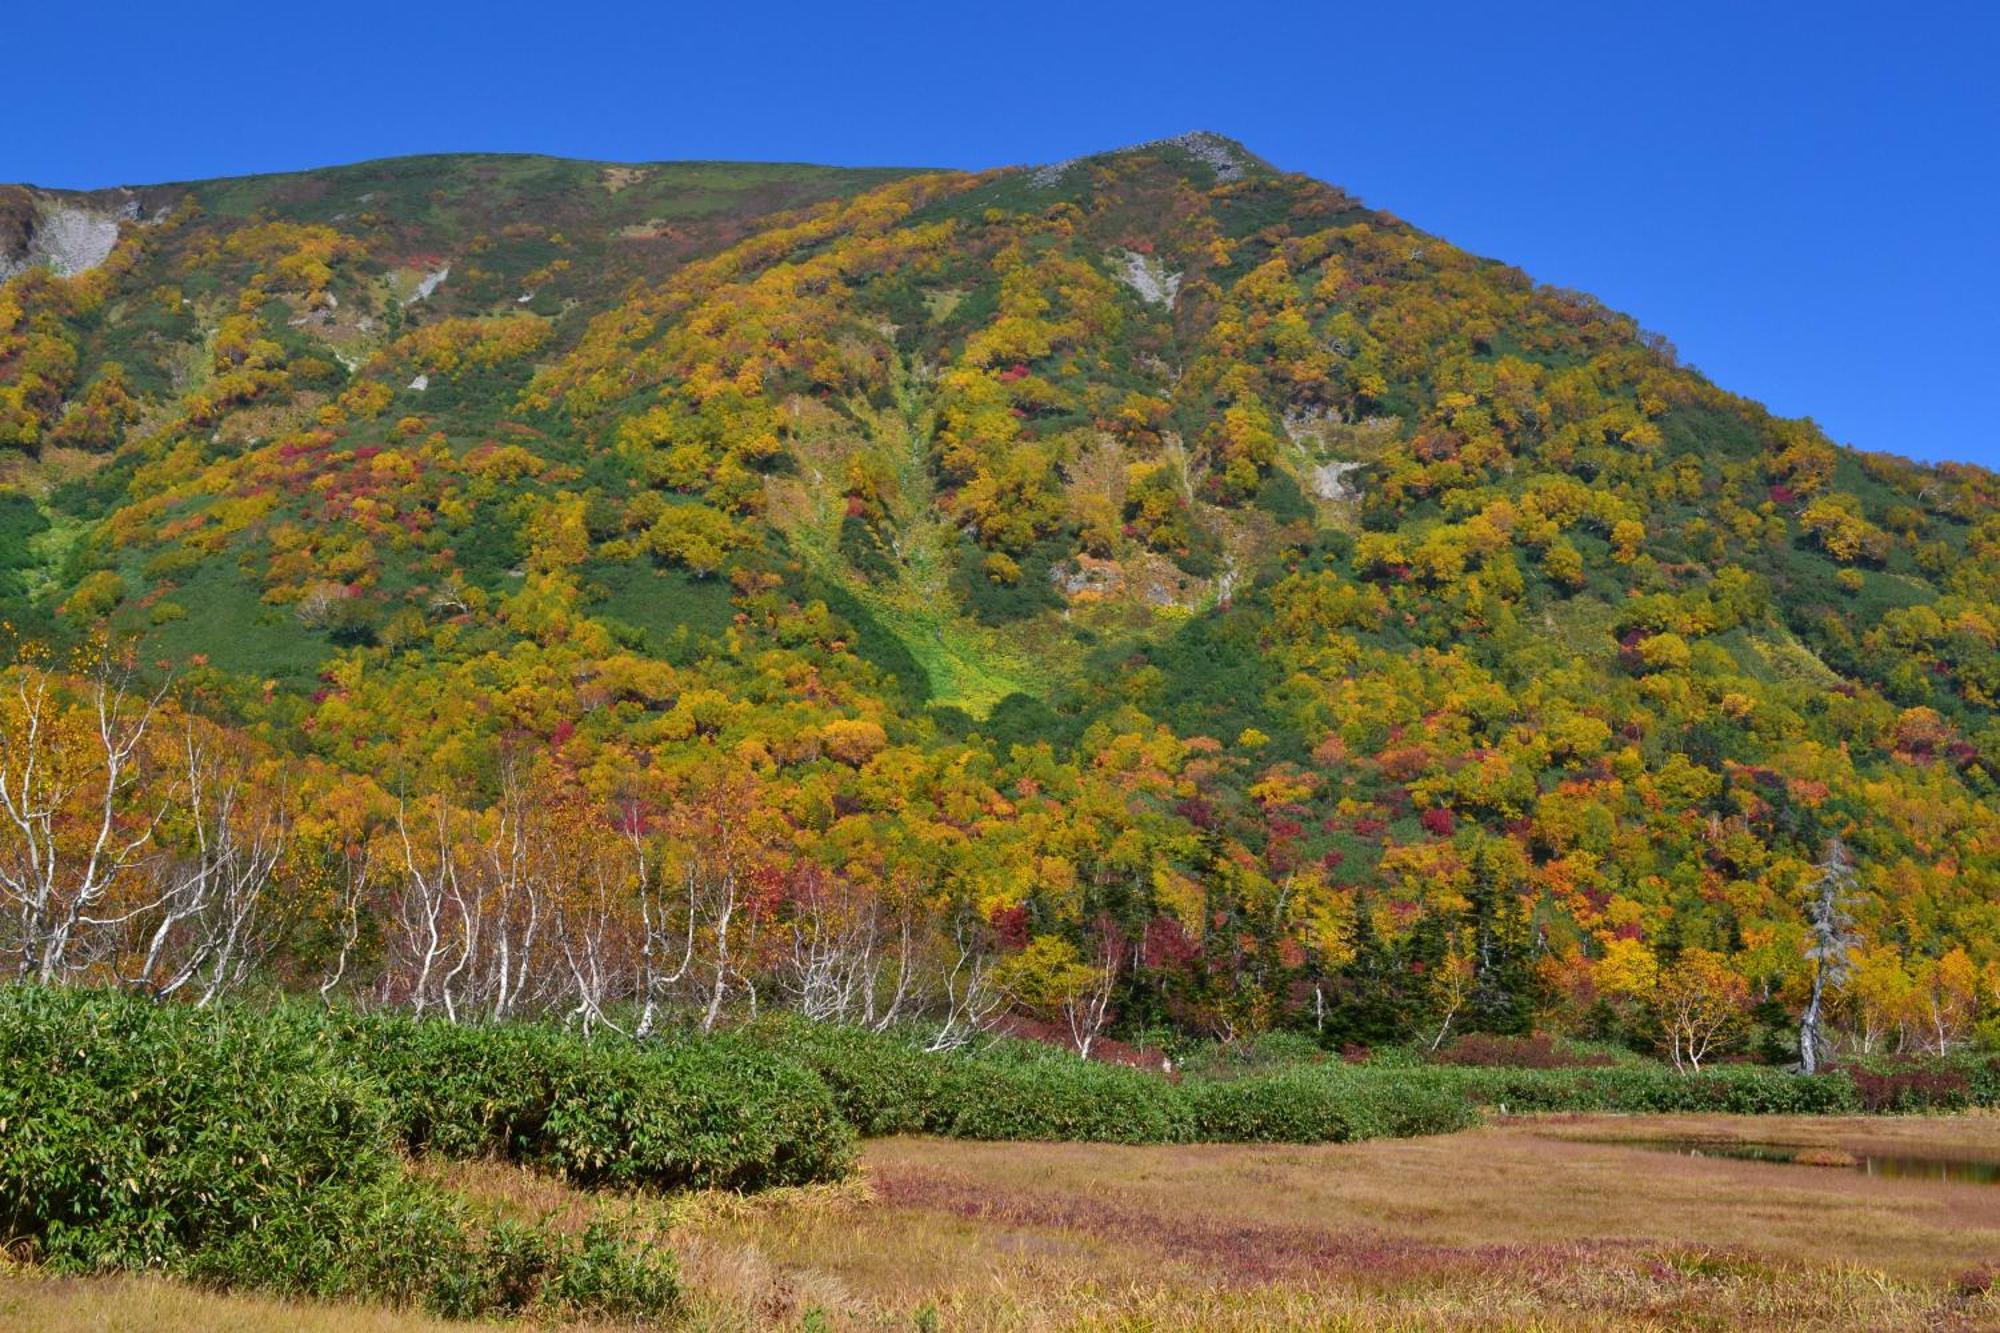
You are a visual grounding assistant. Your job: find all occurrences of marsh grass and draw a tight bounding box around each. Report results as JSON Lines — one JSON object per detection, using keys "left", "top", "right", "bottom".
{"left": 675, "top": 1117, "right": 2000, "bottom": 1328}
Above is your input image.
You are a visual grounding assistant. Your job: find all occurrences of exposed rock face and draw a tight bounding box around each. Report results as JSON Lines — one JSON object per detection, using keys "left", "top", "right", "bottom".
{"left": 1311, "top": 460, "right": 1362, "bottom": 500}
{"left": 1051, "top": 555, "right": 1123, "bottom": 599}
{"left": 0, "top": 191, "right": 123, "bottom": 281}
{"left": 404, "top": 264, "right": 450, "bottom": 305}
{"left": 1112, "top": 248, "right": 1182, "bottom": 307}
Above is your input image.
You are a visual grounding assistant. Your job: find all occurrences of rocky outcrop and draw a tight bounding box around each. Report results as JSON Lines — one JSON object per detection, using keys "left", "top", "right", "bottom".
{"left": 1032, "top": 131, "right": 1252, "bottom": 189}
{"left": 0, "top": 189, "right": 125, "bottom": 281}
{"left": 1112, "top": 248, "right": 1182, "bottom": 307}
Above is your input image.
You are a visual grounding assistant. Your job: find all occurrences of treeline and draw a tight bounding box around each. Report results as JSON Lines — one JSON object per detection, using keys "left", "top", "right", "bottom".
{"left": 0, "top": 650, "right": 1010, "bottom": 1042}
{"left": 0, "top": 647, "right": 1989, "bottom": 1070}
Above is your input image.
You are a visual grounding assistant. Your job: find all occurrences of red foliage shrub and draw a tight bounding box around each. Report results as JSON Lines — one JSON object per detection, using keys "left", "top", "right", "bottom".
{"left": 1378, "top": 746, "right": 1431, "bottom": 782}
{"left": 1175, "top": 796, "right": 1214, "bottom": 829}
{"left": 1419, "top": 807, "right": 1455, "bottom": 837}
{"left": 1432, "top": 1033, "right": 1612, "bottom": 1069}
{"left": 1142, "top": 917, "right": 1200, "bottom": 971}
{"left": 1839, "top": 1063, "right": 1972, "bottom": 1113}
{"left": 990, "top": 904, "right": 1029, "bottom": 951}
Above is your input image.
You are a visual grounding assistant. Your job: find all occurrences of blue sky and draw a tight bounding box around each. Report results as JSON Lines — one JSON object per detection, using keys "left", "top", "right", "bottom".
{"left": 12, "top": 1, "right": 1997, "bottom": 467}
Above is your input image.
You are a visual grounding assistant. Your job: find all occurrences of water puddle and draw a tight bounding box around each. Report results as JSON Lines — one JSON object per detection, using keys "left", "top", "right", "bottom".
{"left": 1605, "top": 1138, "right": 2000, "bottom": 1184}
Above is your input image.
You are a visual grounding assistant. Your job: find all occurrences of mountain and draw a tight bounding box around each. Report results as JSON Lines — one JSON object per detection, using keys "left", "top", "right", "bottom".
{"left": 2, "top": 132, "right": 1995, "bottom": 1051}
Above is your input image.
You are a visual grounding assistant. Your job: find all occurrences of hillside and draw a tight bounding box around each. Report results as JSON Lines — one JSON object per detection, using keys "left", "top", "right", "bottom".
{"left": 1, "top": 131, "right": 1996, "bottom": 1055}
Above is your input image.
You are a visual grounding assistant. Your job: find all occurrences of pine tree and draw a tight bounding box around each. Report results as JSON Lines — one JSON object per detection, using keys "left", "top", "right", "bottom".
{"left": 1328, "top": 890, "right": 1410, "bottom": 1046}
{"left": 1464, "top": 844, "right": 1537, "bottom": 1034}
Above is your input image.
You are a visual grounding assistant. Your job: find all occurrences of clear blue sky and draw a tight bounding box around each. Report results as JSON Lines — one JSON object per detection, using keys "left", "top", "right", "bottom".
{"left": 12, "top": 1, "right": 1997, "bottom": 468}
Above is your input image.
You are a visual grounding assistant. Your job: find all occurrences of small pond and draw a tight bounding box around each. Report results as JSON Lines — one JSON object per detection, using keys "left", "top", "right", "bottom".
{"left": 1610, "top": 1138, "right": 2000, "bottom": 1185}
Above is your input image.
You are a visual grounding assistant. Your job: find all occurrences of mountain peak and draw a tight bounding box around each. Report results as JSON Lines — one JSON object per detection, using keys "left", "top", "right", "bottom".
{"left": 1028, "top": 130, "right": 1262, "bottom": 188}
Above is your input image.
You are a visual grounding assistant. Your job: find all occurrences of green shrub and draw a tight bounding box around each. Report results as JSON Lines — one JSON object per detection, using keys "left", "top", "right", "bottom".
{"left": 432, "top": 1217, "right": 679, "bottom": 1321}
{"left": 0, "top": 985, "right": 428, "bottom": 1284}
{"left": 747, "top": 1017, "right": 1202, "bottom": 1143}
{"left": 1187, "top": 1069, "right": 1479, "bottom": 1142}
{"left": 0, "top": 985, "right": 679, "bottom": 1321}
{"left": 1963, "top": 1055, "right": 2000, "bottom": 1106}
{"left": 1418, "top": 1063, "right": 1861, "bottom": 1115}
{"left": 552, "top": 1033, "right": 855, "bottom": 1191}
{"left": 741, "top": 1014, "right": 958, "bottom": 1135}
{"left": 1172, "top": 1030, "right": 1457, "bottom": 1078}
{"left": 739, "top": 1018, "right": 1475, "bottom": 1145}
{"left": 320, "top": 1009, "right": 856, "bottom": 1191}
{"left": 543, "top": 1220, "right": 682, "bottom": 1319}
{"left": 944, "top": 1055, "right": 1195, "bottom": 1143}
{"left": 435, "top": 1218, "right": 558, "bottom": 1317}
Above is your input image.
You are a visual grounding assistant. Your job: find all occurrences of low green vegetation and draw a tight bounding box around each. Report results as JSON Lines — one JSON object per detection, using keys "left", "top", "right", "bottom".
{"left": 322, "top": 1009, "right": 857, "bottom": 1191}
{"left": 0, "top": 986, "right": 679, "bottom": 1322}
{"left": 746, "top": 1015, "right": 1481, "bottom": 1142}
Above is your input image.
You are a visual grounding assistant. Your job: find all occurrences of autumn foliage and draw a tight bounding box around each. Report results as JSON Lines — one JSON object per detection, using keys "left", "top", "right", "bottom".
{"left": 0, "top": 140, "right": 1995, "bottom": 1065}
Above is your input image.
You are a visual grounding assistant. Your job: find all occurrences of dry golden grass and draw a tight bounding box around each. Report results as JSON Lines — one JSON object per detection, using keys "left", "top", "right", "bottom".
{"left": 653, "top": 1114, "right": 2000, "bottom": 1331}
{"left": 11, "top": 1116, "right": 2000, "bottom": 1330}
{"left": 0, "top": 1263, "right": 471, "bottom": 1332}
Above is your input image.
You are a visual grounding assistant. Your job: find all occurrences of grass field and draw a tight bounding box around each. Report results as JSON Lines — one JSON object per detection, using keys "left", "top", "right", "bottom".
{"left": 6, "top": 1114, "right": 2000, "bottom": 1330}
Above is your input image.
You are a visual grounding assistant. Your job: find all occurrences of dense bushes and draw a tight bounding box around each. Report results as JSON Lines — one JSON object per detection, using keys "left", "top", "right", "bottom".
{"left": 1186, "top": 1068, "right": 1481, "bottom": 1142}
{"left": 946, "top": 1053, "right": 1197, "bottom": 1142}
{"left": 1415, "top": 1062, "right": 1864, "bottom": 1115}
{"left": 0, "top": 986, "right": 679, "bottom": 1320}
{"left": 1432, "top": 1032, "right": 1616, "bottom": 1069}
{"left": 1836, "top": 1054, "right": 2000, "bottom": 1112}
{"left": 741, "top": 1017, "right": 2000, "bottom": 1141}
{"left": 750, "top": 1017, "right": 2000, "bottom": 1141}
{"left": 747, "top": 1016, "right": 1197, "bottom": 1141}
{"left": 742, "top": 1016, "right": 1482, "bottom": 1144}
{"left": 1, "top": 984, "right": 437, "bottom": 1294}
{"left": 316, "top": 1011, "right": 855, "bottom": 1191}
{"left": 744, "top": 1014, "right": 953, "bottom": 1135}
{"left": 432, "top": 1219, "right": 681, "bottom": 1322}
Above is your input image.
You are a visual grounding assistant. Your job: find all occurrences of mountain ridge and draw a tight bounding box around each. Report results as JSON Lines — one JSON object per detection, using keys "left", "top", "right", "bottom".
{"left": 4, "top": 130, "right": 1273, "bottom": 197}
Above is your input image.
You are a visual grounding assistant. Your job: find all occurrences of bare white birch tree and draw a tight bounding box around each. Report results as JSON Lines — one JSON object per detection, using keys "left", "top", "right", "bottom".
{"left": 130, "top": 723, "right": 287, "bottom": 1004}
{"left": 1798, "top": 836, "right": 1861, "bottom": 1073}
{"left": 0, "top": 654, "right": 170, "bottom": 984}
